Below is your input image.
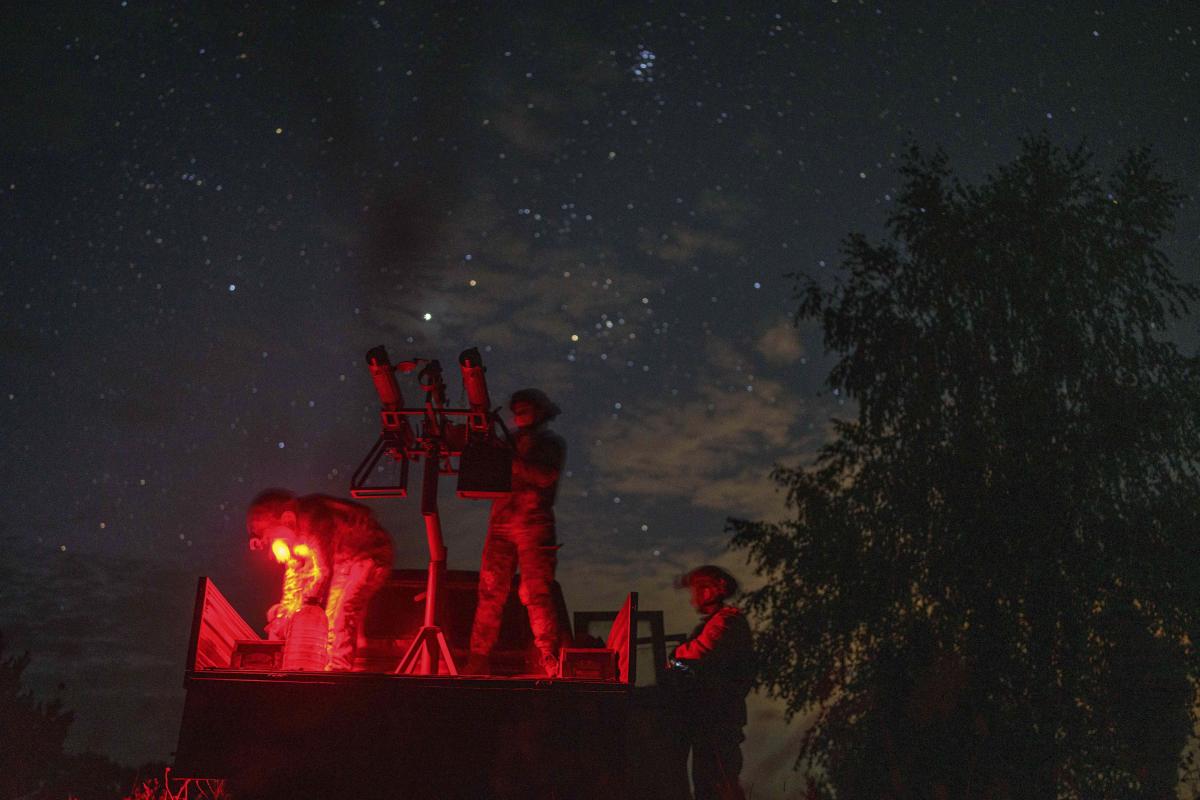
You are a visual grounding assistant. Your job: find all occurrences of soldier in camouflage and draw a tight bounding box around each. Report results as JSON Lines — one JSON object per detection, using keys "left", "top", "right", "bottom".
{"left": 248, "top": 490, "right": 394, "bottom": 671}
{"left": 670, "top": 565, "right": 755, "bottom": 800}
{"left": 467, "top": 389, "right": 567, "bottom": 677}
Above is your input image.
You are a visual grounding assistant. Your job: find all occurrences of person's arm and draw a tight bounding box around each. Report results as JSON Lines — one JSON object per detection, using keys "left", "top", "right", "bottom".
{"left": 512, "top": 433, "right": 565, "bottom": 488}
{"left": 279, "top": 564, "right": 305, "bottom": 615}
{"left": 673, "top": 610, "right": 739, "bottom": 662}
{"left": 265, "top": 551, "right": 323, "bottom": 637}
{"left": 296, "top": 542, "right": 327, "bottom": 603}
{"left": 265, "top": 603, "right": 289, "bottom": 640}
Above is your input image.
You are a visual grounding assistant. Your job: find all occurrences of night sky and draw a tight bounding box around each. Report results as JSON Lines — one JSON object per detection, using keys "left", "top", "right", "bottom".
{"left": 3, "top": 2, "right": 1198, "bottom": 792}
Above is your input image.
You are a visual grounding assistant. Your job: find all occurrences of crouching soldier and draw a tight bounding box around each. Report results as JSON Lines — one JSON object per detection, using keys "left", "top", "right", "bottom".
{"left": 248, "top": 490, "right": 394, "bottom": 671}
{"left": 670, "top": 565, "right": 755, "bottom": 800}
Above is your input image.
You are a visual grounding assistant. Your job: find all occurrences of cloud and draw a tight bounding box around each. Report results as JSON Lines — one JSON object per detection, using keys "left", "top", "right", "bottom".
{"left": 490, "top": 109, "right": 560, "bottom": 155}
{"left": 743, "top": 695, "right": 816, "bottom": 795}
{"left": 650, "top": 225, "right": 741, "bottom": 263}
{"left": 756, "top": 319, "right": 805, "bottom": 365}
{"left": 365, "top": 173, "right": 661, "bottom": 349}
{"left": 363, "top": 192, "right": 672, "bottom": 421}
{"left": 587, "top": 336, "right": 820, "bottom": 520}
{"left": 696, "top": 188, "right": 759, "bottom": 229}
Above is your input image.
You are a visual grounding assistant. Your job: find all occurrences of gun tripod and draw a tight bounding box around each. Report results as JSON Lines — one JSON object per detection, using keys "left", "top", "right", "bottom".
{"left": 395, "top": 443, "right": 458, "bottom": 675}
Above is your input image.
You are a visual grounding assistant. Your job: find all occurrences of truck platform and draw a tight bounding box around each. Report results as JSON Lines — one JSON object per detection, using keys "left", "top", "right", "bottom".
{"left": 172, "top": 574, "right": 687, "bottom": 799}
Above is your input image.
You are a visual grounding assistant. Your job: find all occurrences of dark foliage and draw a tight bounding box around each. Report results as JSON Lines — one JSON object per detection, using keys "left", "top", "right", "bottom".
{"left": 730, "top": 136, "right": 1200, "bottom": 798}
{"left": 0, "top": 631, "right": 161, "bottom": 799}
{"left": 50, "top": 752, "right": 138, "bottom": 800}
{"left": 0, "top": 631, "right": 74, "bottom": 799}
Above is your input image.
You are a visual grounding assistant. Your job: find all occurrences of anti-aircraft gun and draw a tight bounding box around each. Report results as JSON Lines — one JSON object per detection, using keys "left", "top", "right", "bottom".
{"left": 351, "top": 345, "right": 514, "bottom": 674}
{"left": 353, "top": 345, "right": 513, "bottom": 500}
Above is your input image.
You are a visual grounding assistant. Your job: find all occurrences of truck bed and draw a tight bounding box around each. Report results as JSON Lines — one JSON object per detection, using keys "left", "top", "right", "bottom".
{"left": 173, "top": 576, "right": 647, "bottom": 799}
{"left": 175, "top": 667, "right": 629, "bottom": 799}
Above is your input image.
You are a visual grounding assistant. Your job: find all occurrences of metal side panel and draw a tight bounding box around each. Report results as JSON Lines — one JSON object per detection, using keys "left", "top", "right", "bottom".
{"left": 174, "top": 672, "right": 629, "bottom": 800}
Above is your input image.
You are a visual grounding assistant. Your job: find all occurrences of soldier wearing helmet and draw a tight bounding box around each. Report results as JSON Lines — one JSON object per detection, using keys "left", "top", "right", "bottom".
{"left": 247, "top": 490, "right": 394, "bottom": 671}
{"left": 466, "top": 389, "right": 567, "bottom": 677}
{"left": 671, "top": 565, "right": 755, "bottom": 800}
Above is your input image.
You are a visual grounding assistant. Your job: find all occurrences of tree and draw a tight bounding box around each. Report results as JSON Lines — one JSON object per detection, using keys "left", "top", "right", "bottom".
{"left": 730, "top": 136, "right": 1200, "bottom": 798}
{"left": 0, "top": 631, "right": 74, "bottom": 798}
{"left": 0, "top": 632, "right": 146, "bottom": 799}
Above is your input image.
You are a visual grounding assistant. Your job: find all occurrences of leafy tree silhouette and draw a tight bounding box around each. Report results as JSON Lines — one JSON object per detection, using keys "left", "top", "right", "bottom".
{"left": 0, "top": 630, "right": 73, "bottom": 798}
{"left": 0, "top": 631, "right": 144, "bottom": 799}
{"left": 730, "top": 136, "right": 1200, "bottom": 799}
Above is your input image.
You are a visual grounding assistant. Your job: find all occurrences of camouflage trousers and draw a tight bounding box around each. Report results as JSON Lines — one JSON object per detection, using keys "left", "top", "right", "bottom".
{"left": 324, "top": 557, "right": 390, "bottom": 671}
{"left": 469, "top": 521, "right": 562, "bottom": 662}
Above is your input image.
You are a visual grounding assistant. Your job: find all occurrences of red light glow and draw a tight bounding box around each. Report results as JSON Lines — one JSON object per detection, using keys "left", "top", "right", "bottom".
{"left": 273, "top": 539, "right": 323, "bottom": 616}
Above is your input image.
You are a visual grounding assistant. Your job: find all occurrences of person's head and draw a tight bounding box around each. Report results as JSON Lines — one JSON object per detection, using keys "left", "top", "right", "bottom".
{"left": 247, "top": 489, "right": 298, "bottom": 557}
{"left": 509, "top": 388, "right": 560, "bottom": 430}
{"left": 677, "top": 565, "right": 739, "bottom": 614}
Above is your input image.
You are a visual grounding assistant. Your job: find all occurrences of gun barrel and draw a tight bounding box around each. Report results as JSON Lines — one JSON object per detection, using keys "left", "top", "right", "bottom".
{"left": 458, "top": 348, "right": 492, "bottom": 430}
{"left": 367, "top": 345, "right": 404, "bottom": 410}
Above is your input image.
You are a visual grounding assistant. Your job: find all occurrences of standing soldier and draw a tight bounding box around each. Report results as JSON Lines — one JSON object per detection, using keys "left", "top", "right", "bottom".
{"left": 670, "top": 565, "right": 755, "bottom": 800}
{"left": 247, "top": 490, "right": 394, "bottom": 671}
{"left": 466, "top": 389, "right": 567, "bottom": 677}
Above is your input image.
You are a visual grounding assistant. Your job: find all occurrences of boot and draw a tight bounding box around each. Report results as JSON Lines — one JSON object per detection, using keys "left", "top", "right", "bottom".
{"left": 541, "top": 651, "right": 560, "bottom": 678}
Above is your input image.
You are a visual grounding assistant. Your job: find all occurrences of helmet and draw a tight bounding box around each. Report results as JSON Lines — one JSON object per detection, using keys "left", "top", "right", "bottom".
{"left": 509, "top": 388, "right": 561, "bottom": 422}
{"left": 677, "top": 565, "right": 739, "bottom": 600}
{"left": 247, "top": 488, "right": 296, "bottom": 539}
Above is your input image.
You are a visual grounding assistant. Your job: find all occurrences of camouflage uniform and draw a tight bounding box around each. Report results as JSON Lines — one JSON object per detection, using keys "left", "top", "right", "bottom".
{"left": 257, "top": 493, "right": 394, "bottom": 671}
{"left": 469, "top": 424, "right": 567, "bottom": 671}
{"left": 673, "top": 605, "right": 754, "bottom": 800}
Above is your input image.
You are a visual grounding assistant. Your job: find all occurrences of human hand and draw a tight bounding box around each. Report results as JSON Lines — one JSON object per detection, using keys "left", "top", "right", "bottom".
{"left": 264, "top": 604, "right": 288, "bottom": 640}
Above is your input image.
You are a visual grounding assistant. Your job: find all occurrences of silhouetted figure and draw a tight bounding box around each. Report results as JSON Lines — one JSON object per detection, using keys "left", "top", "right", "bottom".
{"left": 467, "top": 389, "right": 566, "bottom": 677}
{"left": 669, "top": 565, "right": 754, "bottom": 800}
{"left": 247, "top": 490, "right": 394, "bottom": 670}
